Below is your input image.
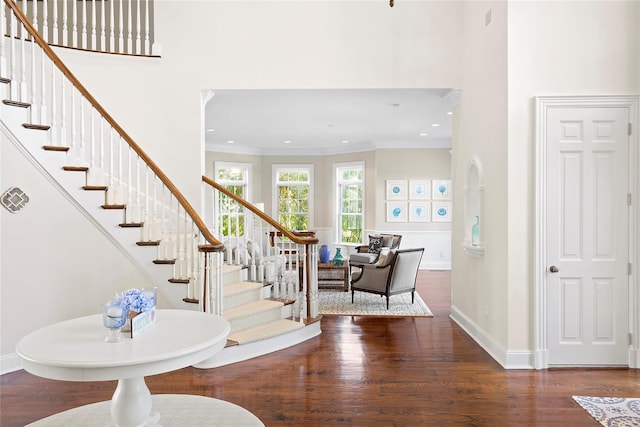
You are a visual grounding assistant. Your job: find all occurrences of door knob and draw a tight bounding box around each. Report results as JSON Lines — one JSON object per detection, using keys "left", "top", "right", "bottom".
{"left": 549, "top": 265, "right": 559, "bottom": 273}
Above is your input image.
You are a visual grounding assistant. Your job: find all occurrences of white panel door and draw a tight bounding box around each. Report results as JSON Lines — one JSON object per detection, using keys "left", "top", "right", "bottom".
{"left": 546, "top": 107, "right": 629, "bottom": 365}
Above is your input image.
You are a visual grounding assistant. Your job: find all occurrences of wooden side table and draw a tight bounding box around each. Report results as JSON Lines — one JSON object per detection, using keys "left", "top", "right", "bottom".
{"left": 317, "top": 261, "right": 349, "bottom": 291}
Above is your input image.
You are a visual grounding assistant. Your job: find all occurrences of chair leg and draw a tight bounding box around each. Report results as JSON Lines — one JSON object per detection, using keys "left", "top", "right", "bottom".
{"left": 412, "top": 291, "right": 415, "bottom": 304}
{"left": 386, "top": 296, "right": 389, "bottom": 310}
{"left": 351, "top": 290, "right": 355, "bottom": 304}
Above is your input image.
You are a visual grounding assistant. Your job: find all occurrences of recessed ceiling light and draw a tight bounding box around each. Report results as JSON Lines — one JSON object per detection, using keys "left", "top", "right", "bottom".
{"left": 431, "top": 123, "right": 440, "bottom": 127}
{"left": 341, "top": 140, "right": 349, "bottom": 144}
{"left": 206, "top": 128, "right": 215, "bottom": 132}
{"left": 419, "top": 133, "right": 428, "bottom": 136}
{"left": 227, "top": 140, "right": 235, "bottom": 144}
{"left": 284, "top": 140, "right": 292, "bottom": 144}
{"left": 446, "top": 111, "right": 453, "bottom": 115}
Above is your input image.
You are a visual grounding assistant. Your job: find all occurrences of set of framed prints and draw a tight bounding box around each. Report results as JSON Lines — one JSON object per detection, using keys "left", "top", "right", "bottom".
{"left": 385, "top": 179, "right": 452, "bottom": 223}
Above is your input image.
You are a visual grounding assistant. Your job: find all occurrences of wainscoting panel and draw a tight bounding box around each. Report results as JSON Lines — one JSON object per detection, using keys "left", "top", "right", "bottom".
{"left": 364, "top": 230, "right": 451, "bottom": 270}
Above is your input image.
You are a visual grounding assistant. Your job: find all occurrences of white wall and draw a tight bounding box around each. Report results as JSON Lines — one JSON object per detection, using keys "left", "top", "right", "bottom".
{"left": 1, "top": 131, "right": 152, "bottom": 372}
{"left": 451, "top": 0, "right": 639, "bottom": 368}
{"left": 451, "top": 0, "right": 509, "bottom": 360}
{"left": 56, "top": 1, "right": 464, "bottom": 208}
{"left": 505, "top": 0, "right": 640, "bottom": 358}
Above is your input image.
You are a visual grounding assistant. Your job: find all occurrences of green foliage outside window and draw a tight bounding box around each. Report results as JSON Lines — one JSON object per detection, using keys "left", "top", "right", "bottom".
{"left": 217, "top": 168, "right": 247, "bottom": 237}
{"left": 277, "top": 184, "right": 309, "bottom": 231}
{"left": 337, "top": 165, "right": 364, "bottom": 244}
{"left": 275, "top": 167, "right": 311, "bottom": 231}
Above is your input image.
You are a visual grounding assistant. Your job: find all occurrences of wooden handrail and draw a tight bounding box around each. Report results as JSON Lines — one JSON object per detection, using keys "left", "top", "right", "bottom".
{"left": 4, "top": 0, "right": 223, "bottom": 252}
{"left": 202, "top": 176, "right": 319, "bottom": 246}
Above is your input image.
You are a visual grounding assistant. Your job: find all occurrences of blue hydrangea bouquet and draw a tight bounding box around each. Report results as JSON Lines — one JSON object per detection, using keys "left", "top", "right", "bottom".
{"left": 109, "top": 287, "right": 157, "bottom": 337}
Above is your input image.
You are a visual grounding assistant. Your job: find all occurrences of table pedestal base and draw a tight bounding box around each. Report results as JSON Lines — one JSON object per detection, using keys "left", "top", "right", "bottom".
{"left": 26, "top": 394, "right": 264, "bottom": 427}
{"left": 112, "top": 378, "right": 152, "bottom": 427}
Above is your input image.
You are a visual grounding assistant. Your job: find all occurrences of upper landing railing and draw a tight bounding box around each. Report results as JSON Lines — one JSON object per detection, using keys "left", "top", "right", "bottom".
{"left": 15, "top": 0, "right": 156, "bottom": 56}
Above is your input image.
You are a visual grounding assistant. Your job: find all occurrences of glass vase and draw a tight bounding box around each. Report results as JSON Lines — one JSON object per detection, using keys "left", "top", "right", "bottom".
{"left": 333, "top": 247, "right": 344, "bottom": 266}
{"left": 102, "top": 300, "right": 129, "bottom": 343}
{"left": 471, "top": 216, "right": 480, "bottom": 246}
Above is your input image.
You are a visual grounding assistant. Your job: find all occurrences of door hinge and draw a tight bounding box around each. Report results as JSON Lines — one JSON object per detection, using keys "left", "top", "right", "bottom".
{"left": 629, "top": 193, "right": 633, "bottom": 206}
{"left": 630, "top": 123, "right": 633, "bottom": 136}
{"left": 629, "top": 263, "right": 633, "bottom": 275}
{"left": 630, "top": 333, "right": 633, "bottom": 345}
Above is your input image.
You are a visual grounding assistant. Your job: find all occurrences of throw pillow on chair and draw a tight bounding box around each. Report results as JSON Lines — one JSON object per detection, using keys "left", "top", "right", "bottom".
{"left": 368, "top": 235, "right": 383, "bottom": 253}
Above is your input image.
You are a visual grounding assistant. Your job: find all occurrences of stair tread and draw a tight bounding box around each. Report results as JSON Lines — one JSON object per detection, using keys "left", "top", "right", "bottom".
{"left": 227, "top": 318, "right": 305, "bottom": 344}
{"left": 224, "top": 281, "right": 263, "bottom": 296}
{"left": 222, "top": 299, "right": 284, "bottom": 320}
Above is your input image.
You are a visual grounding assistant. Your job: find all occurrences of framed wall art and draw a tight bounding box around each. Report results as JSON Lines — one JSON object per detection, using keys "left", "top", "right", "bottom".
{"left": 409, "top": 202, "right": 430, "bottom": 222}
{"left": 432, "top": 201, "right": 452, "bottom": 222}
{"left": 432, "top": 180, "right": 452, "bottom": 200}
{"left": 386, "top": 180, "right": 407, "bottom": 200}
{"left": 409, "top": 179, "right": 430, "bottom": 200}
{"left": 386, "top": 201, "right": 407, "bottom": 222}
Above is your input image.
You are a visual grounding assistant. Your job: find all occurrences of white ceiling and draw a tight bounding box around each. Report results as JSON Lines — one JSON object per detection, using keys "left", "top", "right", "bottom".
{"left": 204, "top": 88, "right": 459, "bottom": 156}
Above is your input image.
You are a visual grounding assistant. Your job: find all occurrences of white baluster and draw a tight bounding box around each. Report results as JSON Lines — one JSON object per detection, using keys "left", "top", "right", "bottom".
{"left": 19, "top": 3, "right": 26, "bottom": 102}
{"left": 135, "top": 154, "right": 141, "bottom": 223}
{"left": 91, "top": 0, "right": 97, "bottom": 49}
{"left": 43, "top": 0, "right": 49, "bottom": 43}
{"left": 89, "top": 107, "right": 95, "bottom": 174}
{"left": 0, "top": 2, "right": 6, "bottom": 77}
{"left": 126, "top": 149, "right": 132, "bottom": 223}
{"left": 71, "top": 0, "right": 77, "bottom": 47}
{"left": 135, "top": 0, "right": 141, "bottom": 54}
{"left": 127, "top": 0, "right": 132, "bottom": 53}
{"left": 31, "top": 0, "right": 38, "bottom": 39}
{"left": 144, "top": 0, "right": 150, "bottom": 55}
{"left": 49, "top": 63, "right": 57, "bottom": 146}
{"left": 142, "top": 165, "right": 149, "bottom": 241}
{"left": 109, "top": 0, "right": 115, "bottom": 52}
{"left": 100, "top": 0, "right": 105, "bottom": 51}
{"left": 59, "top": 76, "right": 66, "bottom": 147}
{"left": 52, "top": 0, "right": 59, "bottom": 46}
{"left": 107, "top": 127, "right": 114, "bottom": 205}
{"left": 118, "top": 0, "right": 123, "bottom": 53}
{"left": 9, "top": 10, "right": 17, "bottom": 100}
{"left": 30, "top": 37, "right": 36, "bottom": 123}
{"left": 40, "top": 50, "right": 46, "bottom": 127}
{"left": 81, "top": 0, "right": 87, "bottom": 49}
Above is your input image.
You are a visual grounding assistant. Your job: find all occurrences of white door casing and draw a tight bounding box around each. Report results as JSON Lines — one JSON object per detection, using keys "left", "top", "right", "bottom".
{"left": 535, "top": 96, "right": 639, "bottom": 369}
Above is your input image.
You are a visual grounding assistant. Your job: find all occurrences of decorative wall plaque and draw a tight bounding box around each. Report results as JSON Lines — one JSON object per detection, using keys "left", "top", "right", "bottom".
{"left": 1, "top": 187, "right": 29, "bottom": 213}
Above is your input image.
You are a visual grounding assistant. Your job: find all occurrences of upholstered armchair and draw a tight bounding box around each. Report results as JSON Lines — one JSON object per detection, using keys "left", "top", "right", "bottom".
{"left": 349, "top": 234, "right": 402, "bottom": 265}
{"left": 350, "top": 248, "right": 424, "bottom": 309}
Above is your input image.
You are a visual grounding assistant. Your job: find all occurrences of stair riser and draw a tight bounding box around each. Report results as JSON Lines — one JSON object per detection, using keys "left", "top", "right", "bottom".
{"left": 224, "top": 288, "right": 262, "bottom": 310}
{"left": 225, "top": 307, "right": 283, "bottom": 334}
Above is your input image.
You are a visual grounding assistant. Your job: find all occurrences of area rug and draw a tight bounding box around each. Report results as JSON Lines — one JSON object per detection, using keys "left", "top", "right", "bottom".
{"left": 318, "top": 290, "right": 433, "bottom": 317}
{"left": 573, "top": 396, "right": 640, "bottom": 426}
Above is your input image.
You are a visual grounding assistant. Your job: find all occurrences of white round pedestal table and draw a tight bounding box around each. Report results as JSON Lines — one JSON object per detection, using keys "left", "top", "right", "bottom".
{"left": 16, "top": 309, "right": 263, "bottom": 427}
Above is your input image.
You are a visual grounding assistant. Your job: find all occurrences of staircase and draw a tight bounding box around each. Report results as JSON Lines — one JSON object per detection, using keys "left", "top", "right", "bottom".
{"left": 0, "top": 0, "right": 321, "bottom": 369}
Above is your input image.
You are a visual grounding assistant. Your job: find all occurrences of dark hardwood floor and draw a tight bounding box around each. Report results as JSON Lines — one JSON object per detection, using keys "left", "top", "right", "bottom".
{"left": 2, "top": 271, "right": 638, "bottom": 426}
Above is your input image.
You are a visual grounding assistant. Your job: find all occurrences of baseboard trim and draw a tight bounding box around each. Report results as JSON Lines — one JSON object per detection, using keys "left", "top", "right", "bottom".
{"left": 1, "top": 353, "right": 23, "bottom": 375}
{"left": 450, "top": 305, "right": 534, "bottom": 370}
{"left": 193, "top": 322, "right": 321, "bottom": 369}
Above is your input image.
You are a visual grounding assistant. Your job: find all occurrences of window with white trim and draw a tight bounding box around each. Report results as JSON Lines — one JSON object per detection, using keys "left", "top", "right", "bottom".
{"left": 335, "top": 162, "right": 364, "bottom": 244}
{"left": 215, "top": 162, "right": 251, "bottom": 235}
{"left": 273, "top": 165, "right": 313, "bottom": 231}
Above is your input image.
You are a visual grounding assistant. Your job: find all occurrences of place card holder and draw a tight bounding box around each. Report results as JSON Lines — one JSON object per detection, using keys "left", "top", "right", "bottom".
{"left": 129, "top": 308, "right": 156, "bottom": 338}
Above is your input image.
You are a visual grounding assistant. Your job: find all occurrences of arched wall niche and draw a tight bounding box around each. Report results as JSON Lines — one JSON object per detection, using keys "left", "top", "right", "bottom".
{"left": 463, "top": 157, "right": 485, "bottom": 257}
